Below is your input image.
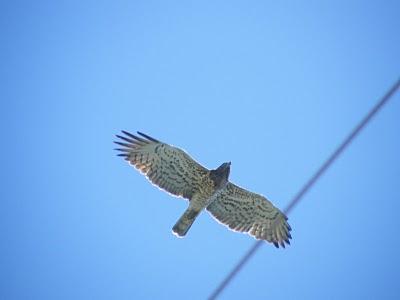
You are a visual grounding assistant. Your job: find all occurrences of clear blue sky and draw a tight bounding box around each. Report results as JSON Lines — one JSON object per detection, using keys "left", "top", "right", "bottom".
{"left": 2, "top": 1, "right": 400, "bottom": 299}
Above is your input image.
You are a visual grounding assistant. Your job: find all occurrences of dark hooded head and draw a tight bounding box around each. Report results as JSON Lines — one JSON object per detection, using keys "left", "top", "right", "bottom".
{"left": 210, "top": 162, "right": 231, "bottom": 189}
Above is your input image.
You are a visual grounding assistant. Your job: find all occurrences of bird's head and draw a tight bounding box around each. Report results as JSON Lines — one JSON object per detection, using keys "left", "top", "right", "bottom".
{"left": 210, "top": 162, "right": 231, "bottom": 189}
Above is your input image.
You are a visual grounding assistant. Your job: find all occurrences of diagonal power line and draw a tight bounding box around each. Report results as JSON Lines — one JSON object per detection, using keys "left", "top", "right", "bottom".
{"left": 208, "top": 78, "right": 400, "bottom": 300}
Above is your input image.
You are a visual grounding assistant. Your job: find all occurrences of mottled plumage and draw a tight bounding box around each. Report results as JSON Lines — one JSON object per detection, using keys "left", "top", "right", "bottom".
{"left": 115, "top": 130, "right": 291, "bottom": 248}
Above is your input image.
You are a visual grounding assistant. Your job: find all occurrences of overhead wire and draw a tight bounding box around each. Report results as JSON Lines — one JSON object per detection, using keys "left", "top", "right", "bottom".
{"left": 208, "top": 78, "right": 400, "bottom": 300}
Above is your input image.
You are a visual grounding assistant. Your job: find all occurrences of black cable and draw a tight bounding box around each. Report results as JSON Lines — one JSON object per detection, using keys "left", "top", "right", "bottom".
{"left": 208, "top": 78, "right": 400, "bottom": 300}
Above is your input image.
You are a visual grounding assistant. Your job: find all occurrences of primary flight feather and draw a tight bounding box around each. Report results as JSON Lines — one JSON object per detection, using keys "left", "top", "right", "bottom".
{"left": 115, "top": 130, "right": 291, "bottom": 248}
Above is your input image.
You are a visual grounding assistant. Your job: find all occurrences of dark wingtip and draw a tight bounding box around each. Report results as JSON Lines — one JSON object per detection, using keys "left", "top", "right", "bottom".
{"left": 121, "top": 130, "right": 131, "bottom": 135}
{"left": 116, "top": 134, "right": 136, "bottom": 144}
{"left": 121, "top": 130, "right": 136, "bottom": 139}
{"left": 114, "top": 141, "right": 133, "bottom": 148}
{"left": 117, "top": 153, "right": 129, "bottom": 157}
{"left": 114, "top": 148, "right": 130, "bottom": 152}
{"left": 137, "top": 131, "right": 160, "bottom": 143}
{"left": 273, "top": 241, "right": 279, "bottom": 248}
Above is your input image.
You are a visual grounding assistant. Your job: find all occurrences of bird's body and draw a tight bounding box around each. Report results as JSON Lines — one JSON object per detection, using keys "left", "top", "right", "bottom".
{"left": 115, "top": 131, "right": 291, "bottom": 248}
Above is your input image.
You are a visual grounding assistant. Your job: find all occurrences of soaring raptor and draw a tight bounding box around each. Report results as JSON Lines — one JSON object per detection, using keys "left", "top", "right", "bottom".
{"left": 115, "top": 131, "right": 291, "bottom": 248}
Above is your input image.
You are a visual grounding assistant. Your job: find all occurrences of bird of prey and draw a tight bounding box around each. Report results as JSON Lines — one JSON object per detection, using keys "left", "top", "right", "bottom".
{"left": 114, "top": 131, "right": 292, "bottom": 248}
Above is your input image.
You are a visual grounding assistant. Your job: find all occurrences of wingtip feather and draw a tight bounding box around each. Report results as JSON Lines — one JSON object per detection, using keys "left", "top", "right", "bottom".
{"left": 137, "top": 131, "right": 160, "bottom": 143}
{"left": 117, "top": 153, "right": 129, "bottom": 157}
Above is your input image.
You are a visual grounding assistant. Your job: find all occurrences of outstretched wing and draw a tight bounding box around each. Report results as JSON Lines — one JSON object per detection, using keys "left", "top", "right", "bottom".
{"left": 207, "top": 183, "right": 291, "bottom": 248}
{"left": 114, "top": 131, "right": 209, "bottom": 200}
